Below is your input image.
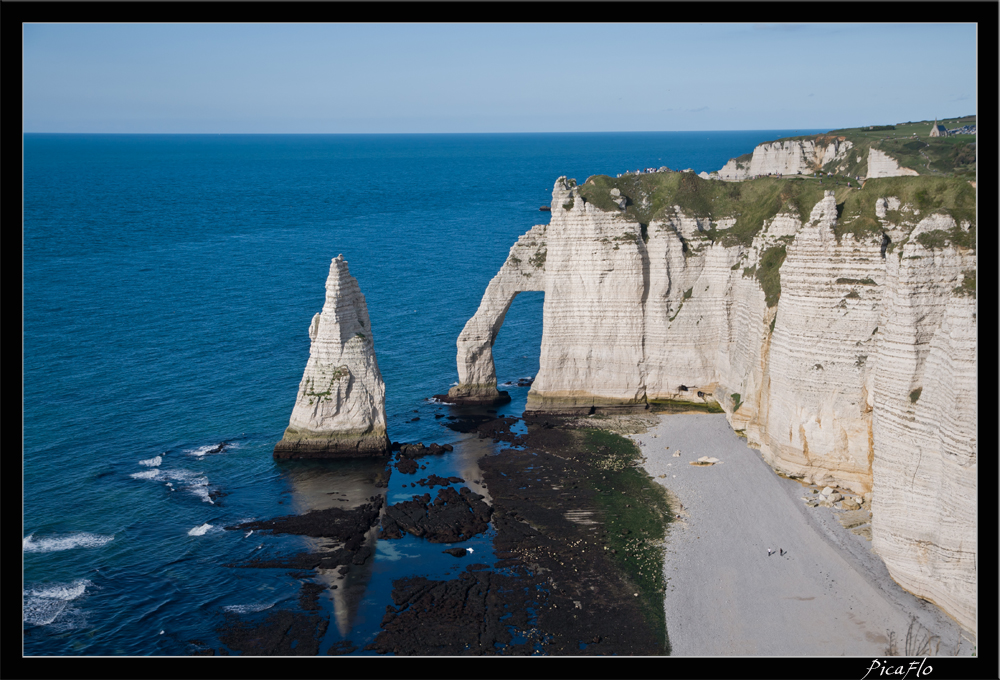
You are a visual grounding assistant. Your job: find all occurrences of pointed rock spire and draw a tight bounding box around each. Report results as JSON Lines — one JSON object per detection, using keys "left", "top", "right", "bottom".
{"left": 274, "top": 254, "right": 390, "bottom": 458}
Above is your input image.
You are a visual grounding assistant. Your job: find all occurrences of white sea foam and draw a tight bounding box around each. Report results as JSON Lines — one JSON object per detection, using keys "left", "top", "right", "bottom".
{"left": 23, "top": 579, "right": 92, "bottom": 627}
{"left": 28, "top": 580, "right": 91, "bottom": 601}
{"left": 138, "top": 455, "right": 162, "bottom": 467}
{"left": 428, "top": 397, "right": 455, "bottom": 405}
{"left": 23, "top": 533, "right": 114, "bottom": 553}
{"left": 188, "top": 523, "right": 213, "bottom": 536}
{"left": 187, "top": 441, "right": 236, "bottom": 457}
{"left": 23, "top": 597, "right": 68, "bottom": 626}
{"left": 130, "top": 469, "right": 161, "bottom": 480}
{"left": 163, "top": 470, "right": 215, "bottom": 503}
{"left": 222, "top": 603, "right": 274, "bottom": 614}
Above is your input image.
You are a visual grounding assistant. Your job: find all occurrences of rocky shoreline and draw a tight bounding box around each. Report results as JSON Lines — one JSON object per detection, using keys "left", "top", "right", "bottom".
{"left": 200, "top": 412, "right": 672, "bottom": 656}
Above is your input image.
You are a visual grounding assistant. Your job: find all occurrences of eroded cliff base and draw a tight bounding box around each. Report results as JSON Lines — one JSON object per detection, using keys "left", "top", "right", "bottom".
{"left": 273, "top": 428, "right": 391, "bottom": 459}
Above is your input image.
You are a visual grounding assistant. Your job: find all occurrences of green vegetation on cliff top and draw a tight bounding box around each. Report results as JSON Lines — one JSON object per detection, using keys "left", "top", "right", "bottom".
{"left": 764, "top": 116, "right": 976, "bottom": 179}
{"left": 577, "top": 172, "right": 975, "bottom": 252}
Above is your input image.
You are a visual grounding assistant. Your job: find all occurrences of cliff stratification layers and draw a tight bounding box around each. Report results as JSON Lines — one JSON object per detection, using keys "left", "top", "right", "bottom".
{"left": 275, "top": 255, "right": 390, "bottom": 459}
{"left": 452, "top": 174, "right": 976, "bottom": 633}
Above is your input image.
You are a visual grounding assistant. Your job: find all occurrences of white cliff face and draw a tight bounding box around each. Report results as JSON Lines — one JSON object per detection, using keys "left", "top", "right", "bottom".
{"left": 453, "top": 178, "right": 976, "bottom": 633}
{"left": 275, "top": 255, "right": 389, "bottom": 458}
{"left": 714, "top": 139, "right": 853, "bottom": 180}
{"left": 867, "top": 148, "right": 920, "bottom": 179}
{"left": 871, "top": 230, "right": 977, "bottom": 632}
{"left": 747, "top": 196, "right": 884, "bottom": 493}
{"left": 528, "top": 179, "right": 648, "bottom": 410}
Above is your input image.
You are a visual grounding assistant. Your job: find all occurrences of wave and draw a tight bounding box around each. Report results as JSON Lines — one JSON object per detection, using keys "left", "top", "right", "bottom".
{"left": 222, "top": 602, "right": 274, "bottom": 614}
{"left": 28, "top": 580, "right": 91, "bottom": 601}
{"left": 23, "top": 533, "right": 114, "bottom": 553}
{"left": 427, "top": 397, "right": 455, "bottom": 405}
{"left": 165, "top": 470, "right": 214, "bottom": 504}
{"left": 133, "top": 467, "right": 215, "bottom": 504}
{"left": 23, "top": 579, "right": 92, "bottom": 627}
{"left": 186, "top": 441, "right": 237, "bottom": 457}
{"left": 138, "top": 455, "right": 162, "bottom": 467}
{"left": 188, "top": 523, "right": 213, "bottom": 536}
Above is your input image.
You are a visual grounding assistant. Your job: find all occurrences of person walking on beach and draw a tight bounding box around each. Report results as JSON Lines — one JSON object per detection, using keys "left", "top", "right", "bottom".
{"left": 767, "top": 548, "right": 773, "bottom": 557}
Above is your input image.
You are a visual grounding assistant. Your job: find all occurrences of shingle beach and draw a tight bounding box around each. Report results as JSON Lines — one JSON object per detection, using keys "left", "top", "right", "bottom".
{"left": 632, "top": 413, "right": 973, "bottom": 656}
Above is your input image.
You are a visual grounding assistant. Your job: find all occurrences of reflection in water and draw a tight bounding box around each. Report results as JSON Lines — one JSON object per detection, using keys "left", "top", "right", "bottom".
{"left": 448, "top": 433, "right": 494, "bottom": 503}
{"left": 278, "top": 457, "right": 389, "bottom": 637}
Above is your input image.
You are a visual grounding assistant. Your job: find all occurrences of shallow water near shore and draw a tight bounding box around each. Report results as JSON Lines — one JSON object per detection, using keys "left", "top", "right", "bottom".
{"left": 23, "top": 130, "right": 826, "bottom": 655}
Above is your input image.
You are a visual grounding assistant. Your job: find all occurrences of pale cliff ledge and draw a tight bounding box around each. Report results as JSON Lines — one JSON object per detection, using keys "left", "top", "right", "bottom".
{"left": 704, "top": 117, "right": 976, "bottom": 182}
{"left": 450, "top": 171, "right": 976, "bottom": 633}
{"left": 275, "top": 255, "right": 390, "bottom": 459}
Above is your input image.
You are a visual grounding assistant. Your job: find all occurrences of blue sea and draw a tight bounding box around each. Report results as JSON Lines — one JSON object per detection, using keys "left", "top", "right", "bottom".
{"left": 23, "top": 129, "right": 823, "bottom": 655}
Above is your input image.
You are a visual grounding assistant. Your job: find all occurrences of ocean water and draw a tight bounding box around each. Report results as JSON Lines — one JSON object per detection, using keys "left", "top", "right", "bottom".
{"left": 23, "top": 129, "right": 823, "bottom": 655}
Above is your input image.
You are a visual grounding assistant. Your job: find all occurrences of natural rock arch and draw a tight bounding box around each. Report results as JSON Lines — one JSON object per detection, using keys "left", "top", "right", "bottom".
{"left": 447, "top": 225, "right": 547, "bottom": 404}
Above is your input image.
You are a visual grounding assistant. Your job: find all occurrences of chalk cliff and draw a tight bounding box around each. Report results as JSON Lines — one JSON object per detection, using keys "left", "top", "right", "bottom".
{"left": 866, "top": 148, "right": 921, "bottom": 179}
{"left": 710, "top": 137, "right": 922, "bottom": 181}
{"left": 713, "top": 138, "right": 854, "bottom": 180}
{"left": 275, "top": 255, "right": 389, "bottom": 459}
{"left": 452, "top": 174, "right": 976, "bottom": 632}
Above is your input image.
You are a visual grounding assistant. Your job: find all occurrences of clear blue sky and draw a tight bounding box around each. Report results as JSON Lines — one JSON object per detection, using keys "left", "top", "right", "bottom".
{"left": 23, "top": 23, "right": 977, "bottom": 133}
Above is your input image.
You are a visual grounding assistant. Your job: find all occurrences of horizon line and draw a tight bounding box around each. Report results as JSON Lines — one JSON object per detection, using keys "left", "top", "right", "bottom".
{"left": 19, "top": 127, "right": 862, "bottom": 136}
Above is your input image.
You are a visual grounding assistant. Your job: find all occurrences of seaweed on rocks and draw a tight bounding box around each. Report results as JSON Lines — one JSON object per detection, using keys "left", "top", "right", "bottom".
{"left": 371, "top": 417, "right": 668, "bottom": 655}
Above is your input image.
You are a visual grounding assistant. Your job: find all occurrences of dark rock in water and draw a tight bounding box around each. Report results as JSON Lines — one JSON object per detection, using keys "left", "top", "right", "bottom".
{"left": 443, "top": 547, "right": 467, "bottom": 558}
{"left": 410, "top": 417, "right": 420, "bottom": 422}
{"left": 391, "top": 441, "right": 401, "bottom": 451}
{"left": 207, "top": 441, "right": 230, "bottom": 455}
{"left": 432, "top": 391, "right": 511, "bottom": 406}
{"left": 218, "top": 609, "right": 328, "bottom": 656}
{"left": 539, "top": 205, "right": 551, "bottom": 211}
{"left": 298, "top": 582, "right": 324, "bottom": 611}
{"left": 397, "top": 442, "right": 453, "bottom": 460}
{"left": 516, "top": 378, "right": 534, "bottom": 387}
{"left": 434, "top": 413, "right": 445, "bottom": 419}
{"left": 226, "top": 496, "right": 383, "bottom": 541}
{"left": 327, "top": 640, "right": 357, "bottom": 655}
{"left": 396, "top": 458, "right": 418, "bottom": 475}
{"left": 379, "top": 487, "right": 492, "bottom": 543}
{"left": 418, "top": 474, "right": 465, "bottom": 488}
{"left": 370, "top": 417, "right": 667, "bottom": 656}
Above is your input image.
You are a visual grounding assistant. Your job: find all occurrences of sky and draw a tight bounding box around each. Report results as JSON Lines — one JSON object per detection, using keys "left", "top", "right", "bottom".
{"left": 22, "top": 23, "right": 978, "bottom": 134}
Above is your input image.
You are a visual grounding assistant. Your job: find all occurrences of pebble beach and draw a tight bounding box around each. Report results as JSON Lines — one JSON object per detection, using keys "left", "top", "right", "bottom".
{"left": 632, "top": 413, "right": 974, "bottom": 656}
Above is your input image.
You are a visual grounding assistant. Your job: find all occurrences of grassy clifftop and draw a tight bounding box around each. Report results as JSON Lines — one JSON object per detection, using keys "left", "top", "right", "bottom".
{"left": 774, "top": 116, "right": 977, "bottom": 179}
{"left": 576, "top": 171, "right": 975, "bottom": 251}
